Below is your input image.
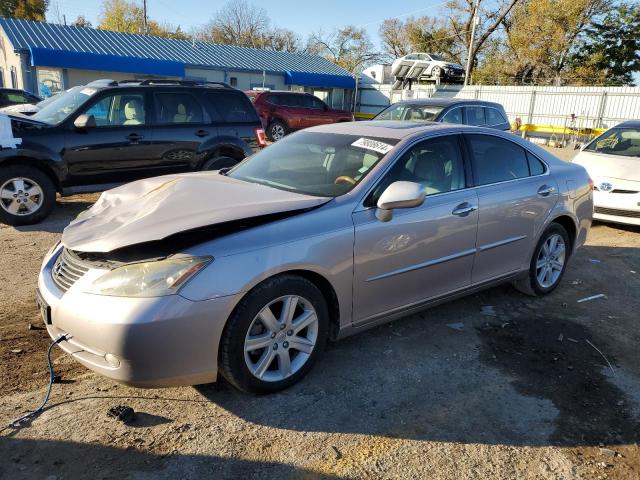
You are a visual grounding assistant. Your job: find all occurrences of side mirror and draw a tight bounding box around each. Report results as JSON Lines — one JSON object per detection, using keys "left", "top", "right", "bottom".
{"left": 73, "top": 114, "right": 96, "bottom": 130}
{"left": 376, "top": 181, "right": 425, "bottom": 222}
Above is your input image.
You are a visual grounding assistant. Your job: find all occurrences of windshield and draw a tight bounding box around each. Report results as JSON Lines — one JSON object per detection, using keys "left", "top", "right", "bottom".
{"left": 32, "top": 86, "right": 98, "bottom": 124}
{"left": 374, "top": 103, "right": 444, "bottom": 122}
{"left": 228, "top": 131, "right": 398, "bottom": 197}
{"left": 584, "top": 127, "right": 640, "bottom": 158}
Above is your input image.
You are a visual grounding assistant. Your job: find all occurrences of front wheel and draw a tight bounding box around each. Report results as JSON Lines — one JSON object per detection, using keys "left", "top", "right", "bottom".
{"left": 219, "top": 275, "right": 329, "bottom": 394}
{"left": 514, "top": 223, "right": 570, "bottom": 296}
{"left": 0, "top": 165, "right": 55, "bottom": 226}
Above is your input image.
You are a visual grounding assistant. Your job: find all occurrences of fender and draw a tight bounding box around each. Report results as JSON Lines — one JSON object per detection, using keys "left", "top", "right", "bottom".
{"left": 0, "top": 146, "right": 66, "bottom": 186}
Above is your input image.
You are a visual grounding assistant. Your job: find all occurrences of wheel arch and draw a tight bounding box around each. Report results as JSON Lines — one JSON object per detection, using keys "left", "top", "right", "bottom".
{"left": 223, "top": 269, "right": 342, "bottom": 343}
{"left": 549, "top": 214, "right": 577, "bottom": 254}
{"left": 0, "top": 156, "right": 62, "bottom": 193}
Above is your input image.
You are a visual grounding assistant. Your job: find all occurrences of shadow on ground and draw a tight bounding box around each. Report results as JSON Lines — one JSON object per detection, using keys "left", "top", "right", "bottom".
{"left": 192, "top": 243, "right": 640, "bottom": 448}
{"left": 0, "top": 438, "right": 342, "bottom": 479}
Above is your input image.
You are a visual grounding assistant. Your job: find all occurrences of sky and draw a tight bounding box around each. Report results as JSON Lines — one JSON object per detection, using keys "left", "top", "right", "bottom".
{"left": 47, "top": 0, "right": 447, "bottom": 47}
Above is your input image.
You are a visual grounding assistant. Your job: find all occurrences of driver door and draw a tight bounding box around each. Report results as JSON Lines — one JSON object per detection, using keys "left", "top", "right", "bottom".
{"left": 63, "top": 91, "right": 155, "bottom": 184}
{"left": 352, "top": 135, "right": 479, "bottom": 324}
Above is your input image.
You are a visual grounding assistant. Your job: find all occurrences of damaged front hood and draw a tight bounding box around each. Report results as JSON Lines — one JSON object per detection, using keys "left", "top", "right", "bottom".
{"left": 62, "top": 172, "right": 330, "bottom": 253}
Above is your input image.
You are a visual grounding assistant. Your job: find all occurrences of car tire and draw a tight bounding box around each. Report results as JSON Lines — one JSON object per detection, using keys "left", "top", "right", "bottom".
{"left": 0, "top": 165, "right": 56, "bottom": 226}
{"left": 514, "top": 223, "right": 571, "bottom": 296}
{"left": 200, "top": 156, "right": 239, "bottom": 171}
{"left": 267, "top": 120, "right": 287, "bottom": 141}
{"left": 219, "top": 274, "right": 329, "bottom": 394}
{"left": 432, "top": 66, "right": 442, "bottom": 79}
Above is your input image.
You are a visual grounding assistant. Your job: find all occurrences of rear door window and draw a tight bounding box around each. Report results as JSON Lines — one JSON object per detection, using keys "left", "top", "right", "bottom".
{"left": 465, "top": 107, "right": 486, "bottom": 126}
{"left": 154, "top": 92, "right": 203, "bottom": 124}
{"left": 486, "top": 107, "right": 508, "bottom": 126}
{"left": 441, "top": 107, "right": 462, "bottom": 124}
{"left": 467, "top": 134, "right": 530, "bottom": 185}
{"left": 206, "top": 92, "right": 258, "bottom": 123}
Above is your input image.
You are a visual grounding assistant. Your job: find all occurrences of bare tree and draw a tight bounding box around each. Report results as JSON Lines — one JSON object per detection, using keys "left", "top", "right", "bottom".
{"left": 198, "top": 0, "right": 269, "bottom": 48}
{"left": 446, "top": 0, "right": 521, "bottom": 79}
{"left": 379, "top": 18, "right": 411, "bottom": 60}
{"left": 307, "top": 26, "right": 379, "bottom": 73}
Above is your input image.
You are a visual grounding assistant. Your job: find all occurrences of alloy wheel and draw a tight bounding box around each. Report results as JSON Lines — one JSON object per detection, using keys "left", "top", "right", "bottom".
{"left": 271, "top": 124, "right": 285, "bottom": 140}
{"left": 535, "top": 233, "right": 566, "bottom": 288}
{"left": 244, "top": 295, "right": 318, "bottom": 382}
{"left": 0, "top": 177, "right": 44, "bottom": 216}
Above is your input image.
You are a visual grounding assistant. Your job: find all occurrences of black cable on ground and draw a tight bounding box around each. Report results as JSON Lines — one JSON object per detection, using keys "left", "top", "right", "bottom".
{"left": 6, "top": 334, "right": 66, "bottom": 429}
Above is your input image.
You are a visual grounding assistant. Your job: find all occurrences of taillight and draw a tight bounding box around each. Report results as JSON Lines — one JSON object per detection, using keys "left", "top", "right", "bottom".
{"left": 588, "top": 178, "right": 594, "bottom": 190}
{"left": 255, "top": 128, "right": 267, "bottom": 148}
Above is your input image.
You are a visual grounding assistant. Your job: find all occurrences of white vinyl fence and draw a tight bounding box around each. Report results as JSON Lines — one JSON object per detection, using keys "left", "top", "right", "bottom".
{"left": 357, "top": 84, "right": 640, "bottom": 130}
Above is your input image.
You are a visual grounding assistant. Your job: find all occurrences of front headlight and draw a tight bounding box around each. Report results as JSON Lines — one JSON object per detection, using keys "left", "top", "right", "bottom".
{"left": 85, "top": 256, "right": 212, "bottom": 297}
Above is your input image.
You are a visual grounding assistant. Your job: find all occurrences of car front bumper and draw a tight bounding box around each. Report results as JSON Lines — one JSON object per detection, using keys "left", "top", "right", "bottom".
{"left": 37, "top": 245, "right": 241, "bottom": 388}
{"left": 593, "top": 190, "right": 640, "bottom": 226}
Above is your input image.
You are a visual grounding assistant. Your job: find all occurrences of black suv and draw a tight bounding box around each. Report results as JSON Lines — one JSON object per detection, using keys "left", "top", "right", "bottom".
{"left": 0, "top": 79, "right": 265, "bottom": 225}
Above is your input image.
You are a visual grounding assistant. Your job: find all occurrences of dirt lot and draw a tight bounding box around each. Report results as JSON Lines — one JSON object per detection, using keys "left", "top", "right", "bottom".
{"left": 1, "top": 147, "right": 639, "bottom": 479}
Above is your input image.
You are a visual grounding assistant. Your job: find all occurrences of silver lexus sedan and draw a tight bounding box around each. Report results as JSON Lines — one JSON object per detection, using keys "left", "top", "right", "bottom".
{"left": 37, "top": 122, "right": 593, "bottom": 393}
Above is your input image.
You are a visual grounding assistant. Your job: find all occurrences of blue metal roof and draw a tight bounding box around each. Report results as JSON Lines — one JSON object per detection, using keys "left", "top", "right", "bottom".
{"left": 0, "top": 18, "right": 354, "bottom": 87}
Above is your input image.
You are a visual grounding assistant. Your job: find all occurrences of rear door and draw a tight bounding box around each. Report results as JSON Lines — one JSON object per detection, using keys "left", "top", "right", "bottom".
{"left": 63, "top": 90, "right": 156, "bottom": 183}
{"left": 204, "top": 90, "right": 261, "bottom": 153}
{"left": 466, "top": 133, "right": 558, "bottom": 283}
{"left": 149, "top": 89, "right": 211, "bottom": 171}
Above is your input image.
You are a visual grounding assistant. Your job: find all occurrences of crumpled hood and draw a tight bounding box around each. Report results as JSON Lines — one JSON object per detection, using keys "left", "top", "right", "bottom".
{"left": 573, "top": 150, "right": 640, "bottom": 182}
{"left": 62, "top": 172, "right": 330, "bottom": 253}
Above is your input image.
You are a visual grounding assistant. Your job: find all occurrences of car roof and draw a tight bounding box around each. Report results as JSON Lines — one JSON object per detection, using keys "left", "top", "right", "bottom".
{"left": 389, "top": 98, "right": 504, "bottom": 109}
{"left": 306, "top": 120, "right": 500, "bottom": 139}
{"left": 616, "top": 120, "right": 640, "bottom": 128}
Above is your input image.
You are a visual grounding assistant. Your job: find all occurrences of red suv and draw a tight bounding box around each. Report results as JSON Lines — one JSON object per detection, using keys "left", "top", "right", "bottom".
{"left": 245, "top": 91, "right": 353, "bottom": 141}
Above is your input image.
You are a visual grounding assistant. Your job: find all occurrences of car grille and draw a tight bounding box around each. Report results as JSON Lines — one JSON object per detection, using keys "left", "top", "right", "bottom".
{"left": 594, "top": 207, "right": 640, "bottom": 219}
{"left": 52, "top": 248, "right": 91, "bottom": 293}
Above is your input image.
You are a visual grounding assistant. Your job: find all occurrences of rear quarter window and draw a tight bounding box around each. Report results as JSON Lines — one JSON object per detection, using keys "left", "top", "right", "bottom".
{"left": 205, "top": 92, "right": 259, "bottom": 123}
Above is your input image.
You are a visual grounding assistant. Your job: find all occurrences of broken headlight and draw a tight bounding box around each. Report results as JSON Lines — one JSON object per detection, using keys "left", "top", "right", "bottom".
{"left": 85, "top": 256, "right": 212, "bottom": 297}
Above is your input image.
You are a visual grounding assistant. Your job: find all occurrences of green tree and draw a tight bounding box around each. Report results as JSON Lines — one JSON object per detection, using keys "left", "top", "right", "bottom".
{"left": 1, "top": 0, "right": 48, "bottom": 20}
{"left": 474, "top": 0, "right": 611, "bottom": 85}
{"left": 571, "top": 3, "right": 640, "bottom": 85}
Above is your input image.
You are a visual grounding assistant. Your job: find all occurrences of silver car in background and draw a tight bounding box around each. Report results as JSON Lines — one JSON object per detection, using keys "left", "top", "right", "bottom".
{"left": 37, "top": 122, "right": 593, "bottom": 393}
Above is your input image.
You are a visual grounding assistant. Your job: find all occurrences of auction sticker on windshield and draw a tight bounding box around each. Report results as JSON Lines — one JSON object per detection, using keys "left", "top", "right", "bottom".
{"left": 351, "top": 137, "right": 394, "bottom": 155}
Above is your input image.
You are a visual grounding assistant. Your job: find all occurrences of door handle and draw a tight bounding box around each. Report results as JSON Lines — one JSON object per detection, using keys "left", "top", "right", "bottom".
{"left": 126, "top": 133, "right": 144, "bottom": 142}
{"left": 195, "top": 130, "right": 210, "bottom": 137}
{"left": 452, "top": 202, "right": 477, "bottom": 217}
{"left": 537, "top": 185, "right": 555, "bottom": 196}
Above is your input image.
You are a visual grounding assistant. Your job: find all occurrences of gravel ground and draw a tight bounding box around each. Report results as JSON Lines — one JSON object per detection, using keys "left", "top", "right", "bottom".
{"left": 1, "top": 147, "right": 639, "bottom": 479}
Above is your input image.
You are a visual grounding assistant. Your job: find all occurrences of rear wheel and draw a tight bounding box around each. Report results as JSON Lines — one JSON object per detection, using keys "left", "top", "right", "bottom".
{"left": 219, "top": 275, "right": 329, "bottom": 394}
{"left": 514, "top": 223, "right": 570, "bottom": 296}
{"left": 200, "top": 156, "right": 239, "bottom": 171}
{"left": 0, "top": 165, "right": 55, "bottom": 226}
{"left": 267, "top": 120, "right": 287, "bottom": 141}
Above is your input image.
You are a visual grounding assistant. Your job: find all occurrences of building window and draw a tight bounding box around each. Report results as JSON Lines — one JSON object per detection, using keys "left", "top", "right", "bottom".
{"left": 10, "top": 66, "right": 17, "bottom": 88}
{"left": 36, "top": 68, "right": 64, "bottom": 97}
{"left": 0, "top": 67, "right": 4, "bottom": 87}
{"left": 229, "top": 77, "right": 238, "bottom": 87}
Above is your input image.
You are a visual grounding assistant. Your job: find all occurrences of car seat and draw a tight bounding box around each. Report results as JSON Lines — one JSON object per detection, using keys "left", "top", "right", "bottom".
{"left": 123, "top": 99, "right": 144, "bottom": 125}
{"left": 173, "top": 103, "right": 190, "bottom": 123}
{"left": 413, "top": 150, "right": 451, "bottom": 194}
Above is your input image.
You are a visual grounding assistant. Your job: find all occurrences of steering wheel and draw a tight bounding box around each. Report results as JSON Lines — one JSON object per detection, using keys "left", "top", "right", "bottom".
{"left": 334, "top": 175, "right": 357, "bottom": 186}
